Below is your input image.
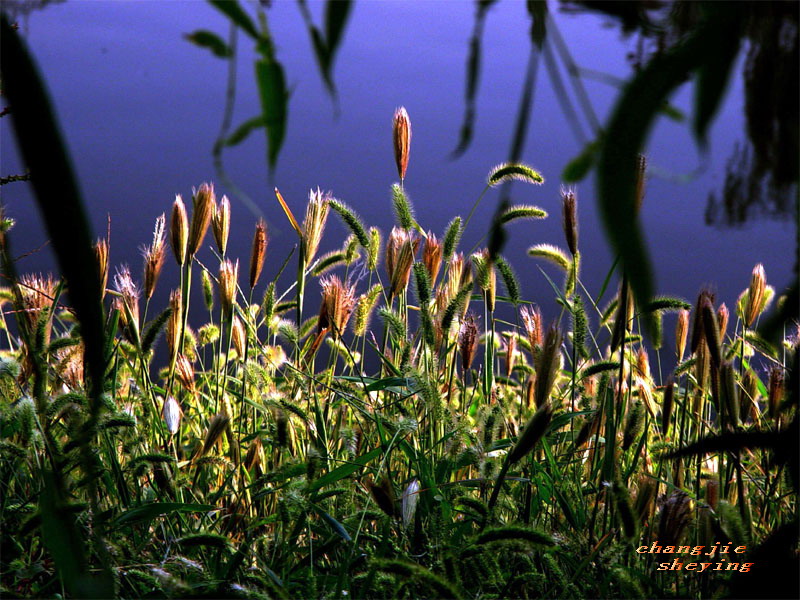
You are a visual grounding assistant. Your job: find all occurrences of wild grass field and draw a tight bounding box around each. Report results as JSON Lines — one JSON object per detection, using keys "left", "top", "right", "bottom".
{"left": 0, "top": 102, "right": 796, "bottom": 599}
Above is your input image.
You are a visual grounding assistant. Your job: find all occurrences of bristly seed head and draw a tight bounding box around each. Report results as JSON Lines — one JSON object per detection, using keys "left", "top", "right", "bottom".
{"left": 94, "top": 238, "right": 109, "bottom": 301}
{"left": 385, "top": 227, "right": 419, "bottom": 299}
{"left": 745, "top": 263, "right": 766, "bottom": 327}
{"left": 561, "top": 186, "right": 578, "bottom": 256}
{"left": 249, "top": 219, "right": 268, "bottom": 289}
{"left": 393, "top": 106, "right": 411, "bottom": 182}
{"left": 675, "top": 309, "right": 689, "bottom": 362}
{"left": 422, "top": 231, "right": 443, "bottom": 287}
{"left": 170, "top": 195, "right": 188, "bottom": 266}
{"left": 142, "top": 213, "right": 166, "bottom": 300}
{"left": 459, "top": 312, "right": 479, "bottom": 374}
{"left": 219, "top": 259, "right": 238, "bottom": 319}
{"left": 302, "top": 188, "right": 331, "bottom": 267}
{"left": 188, "top": 182, "right": 215, "bottom": 259}
{"left": 318, "top": 275, "right": 356, "bottom": 340}
{"left": 212, "top": 194, "right": 231, "bottom": 256}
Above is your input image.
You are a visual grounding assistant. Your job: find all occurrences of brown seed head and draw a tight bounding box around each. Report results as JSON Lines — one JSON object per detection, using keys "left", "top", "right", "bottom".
{"left": 114, "top": 266, "right": 140, "bottom": 341}
{"left": 386, "top": 227, "right": 419, "bottom": 298}
{"left": 705, "top": 479, "right": 719, "bottom": 511}
{"left": 767, "top": 366, "right": 784, "bottom": 420}
{"left": 690, "top": 289, "right": 715, "bottom": 355}
{"left": 16, "top": 273, "right": 57, "bottom": 343}
{"left": 561, "top": 186, "right": 578, "bottom": 255}
{"left": 219, "top": 259, "right": 238, "bottom": 319}
{"left": 717, "top": 302, "right": 729, "bottom": 340}
{"left": 175, "top": 353, "right": 195, "bottom": 393}
{"left": 302, "top": 188, "right": 330, "bottom": 267}
{"left": 505, "top": 334, "right": 517, "bottom": 377}
{"left": 212, "top": 194, "right": 231, "bottom": 256}
{"left": 636, "top": 348, "right": 651, "bottom": 380}
{"left": 166, "top": 289, "right": 182, "bottom": 363}
{"left": 675, "top": 309, "right": 689, "bottom": 362}
{"left": 249, "top": 219, "right": 268, "bottom": 289}
{"left": 188, "top": 182, "right": 215, "bottom": 258}
{"left": 231, "top": 315, "right": 246, "bottom": 359}
{"left": 661, "top": 375, "right": 675, "bottom": 436}
{"left": 170, "top": 195, "right": 188, "bottom": 266}
{"left": 142, "top": 213, "right": 166, "bottom": 300}
{"left": 94, "top": 238, "right": 109, "bottom": 301}
{"left": 318, "top": 275, "right": 356, "bottom": 339}
{"left": 459, "top": 312, "right": 479, "bottom": 373}
{"left": 393, "top": 106, "right": 411, "bottom": 182}
{"left": 658, "top": 490, "right": 692, "bottom": 548}
{"left": 745, "top": 263, "right": 767, "bottom": 327}
{"left": 520, "top": 305, "right": 543, "bottom": 352}
{"left": 422, "top": 232, "right": 443, "bottom": 287}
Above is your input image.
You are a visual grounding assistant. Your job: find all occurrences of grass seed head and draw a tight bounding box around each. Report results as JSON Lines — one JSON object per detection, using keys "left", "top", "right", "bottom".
{"left": 744, "top": 263, "right": 767, "bottom": 327}
{"left": 142, "top": 213, "right": 166, "bottom": 300}
{"left": 212, "top": 194, "right": 230, "bottom": 256}
{"left": 94, "top": 238, "right": 109, "bottom": 301}
{"left": 188, "top": 182, "right": 215, "bottom": 259}
{"left": 170, "top": 195, "right": 188, "bottom": 266}
{"left": 367, "top": 226, "right": 381, "bottom": 271}
{"left": 459, "top": 312, "right": 479, "bottom": 373}
{"left": 249, "top": 219, "right": 267, "bottom": 289}
{"left": 318, "top": 275, "right": 356, "bottom": 340}
{"left": 675, "top": 308, "right": 690, "bottom": 362}
{"left": 561, "top": 186, "right": 578, "bottom": 255}
{"left": 393, "top": 106, "right": 411, "bottom": 182}
{"left": 231, "top": 315, "right": 246, "bottom": 359}
{"left": 423, "top": 231, "right": 443, "bottom": 287}
{"left": 767, "top": 366, "right": 784, "bottom": 420}
{"left": 166, "top": 289, "right": 182, "bottom": 362}
{"left": 302, "top": 188, "right": 330, "bottom": 267}
{"left": 386, "top": 227, "right": 418, "bottom": 298}
{"left": 219, "top": 260, "right": 238, "bottom": 319}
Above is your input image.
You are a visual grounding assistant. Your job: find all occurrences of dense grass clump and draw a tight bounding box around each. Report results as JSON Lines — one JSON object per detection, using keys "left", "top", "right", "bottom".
{"left": 0, "top": 112, "right": 796, "bottom": 599}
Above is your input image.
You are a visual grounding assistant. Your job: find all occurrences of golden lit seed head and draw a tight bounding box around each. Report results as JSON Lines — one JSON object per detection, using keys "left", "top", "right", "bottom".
{"left": 249, "top": 219, "right": 268, "bottom": 289}
{"left": 212, "top": 194, "right": 231, "bottom": 256}
{"left": 175, "top": 353, "right": 195, "bottom": 393}
{"left": 231, "top": 315, "right": 246, "bottom": 359}
{"left": 142, "top": 213, "right": 166, "bottom": 300}
{"left": 675, "top": 309, "right": 689, "bottom": 362}
{"left": 94, "top": 238, "right": 109, "bottom": 301}
{"left": 422, "top": 232, "right": 443, "bottom": 287}
{"left": 318, "top": 275, "right": 357, "bottom": 339}
{"left": 188, "top": 182, "right": 215, "bottom": 258}
{"left": 393, "top": 106, "right": 411, "bottom": 182}
{"left": 219, "top": 259, "right": 238, "bottom": 319}
{"left": 166, "top": 289, "right": 182, "bottom": 361}
{"left": 385, "top": 227, "right": 418, "bottom": 298}
{"left": 170, "top": 195, "right": 188, "bottom": 266}
{"left": 302, "top": 188, "right": 331, "bottom": 267}
{"left": 717, "top": 302, "right": 729, "bottom": 339}
{"left": 745, "top": 263, "right": 767, "bottom": 327}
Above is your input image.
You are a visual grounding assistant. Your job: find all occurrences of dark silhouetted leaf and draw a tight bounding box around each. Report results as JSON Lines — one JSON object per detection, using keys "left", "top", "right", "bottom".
{"left": 209, "top": 0, "right": 259, "bottom": 40}
{"left": 562, "top": 139, "right": 599, "bottom": 182}
{"left": 224, "top": 115, "right": 266, "bottom": 147}
{"left": 255, "top": 58, "right": 288, "bottom": 169}
{"left": 184, "top": 29, "right": 232, "bottom": 58}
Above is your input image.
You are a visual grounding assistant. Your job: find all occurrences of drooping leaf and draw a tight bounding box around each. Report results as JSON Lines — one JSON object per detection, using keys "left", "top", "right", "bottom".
{"left": 255, "top": 57, "right": 288, "bottom": 169}
{"left": 224, "top": 115, "right": 266, "bottom": 147}
{"left": 184, "top": 29, "right": 232, "bottom": 58}
{"left": 209, "top": 0, "right": 259, "bottom": 40}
